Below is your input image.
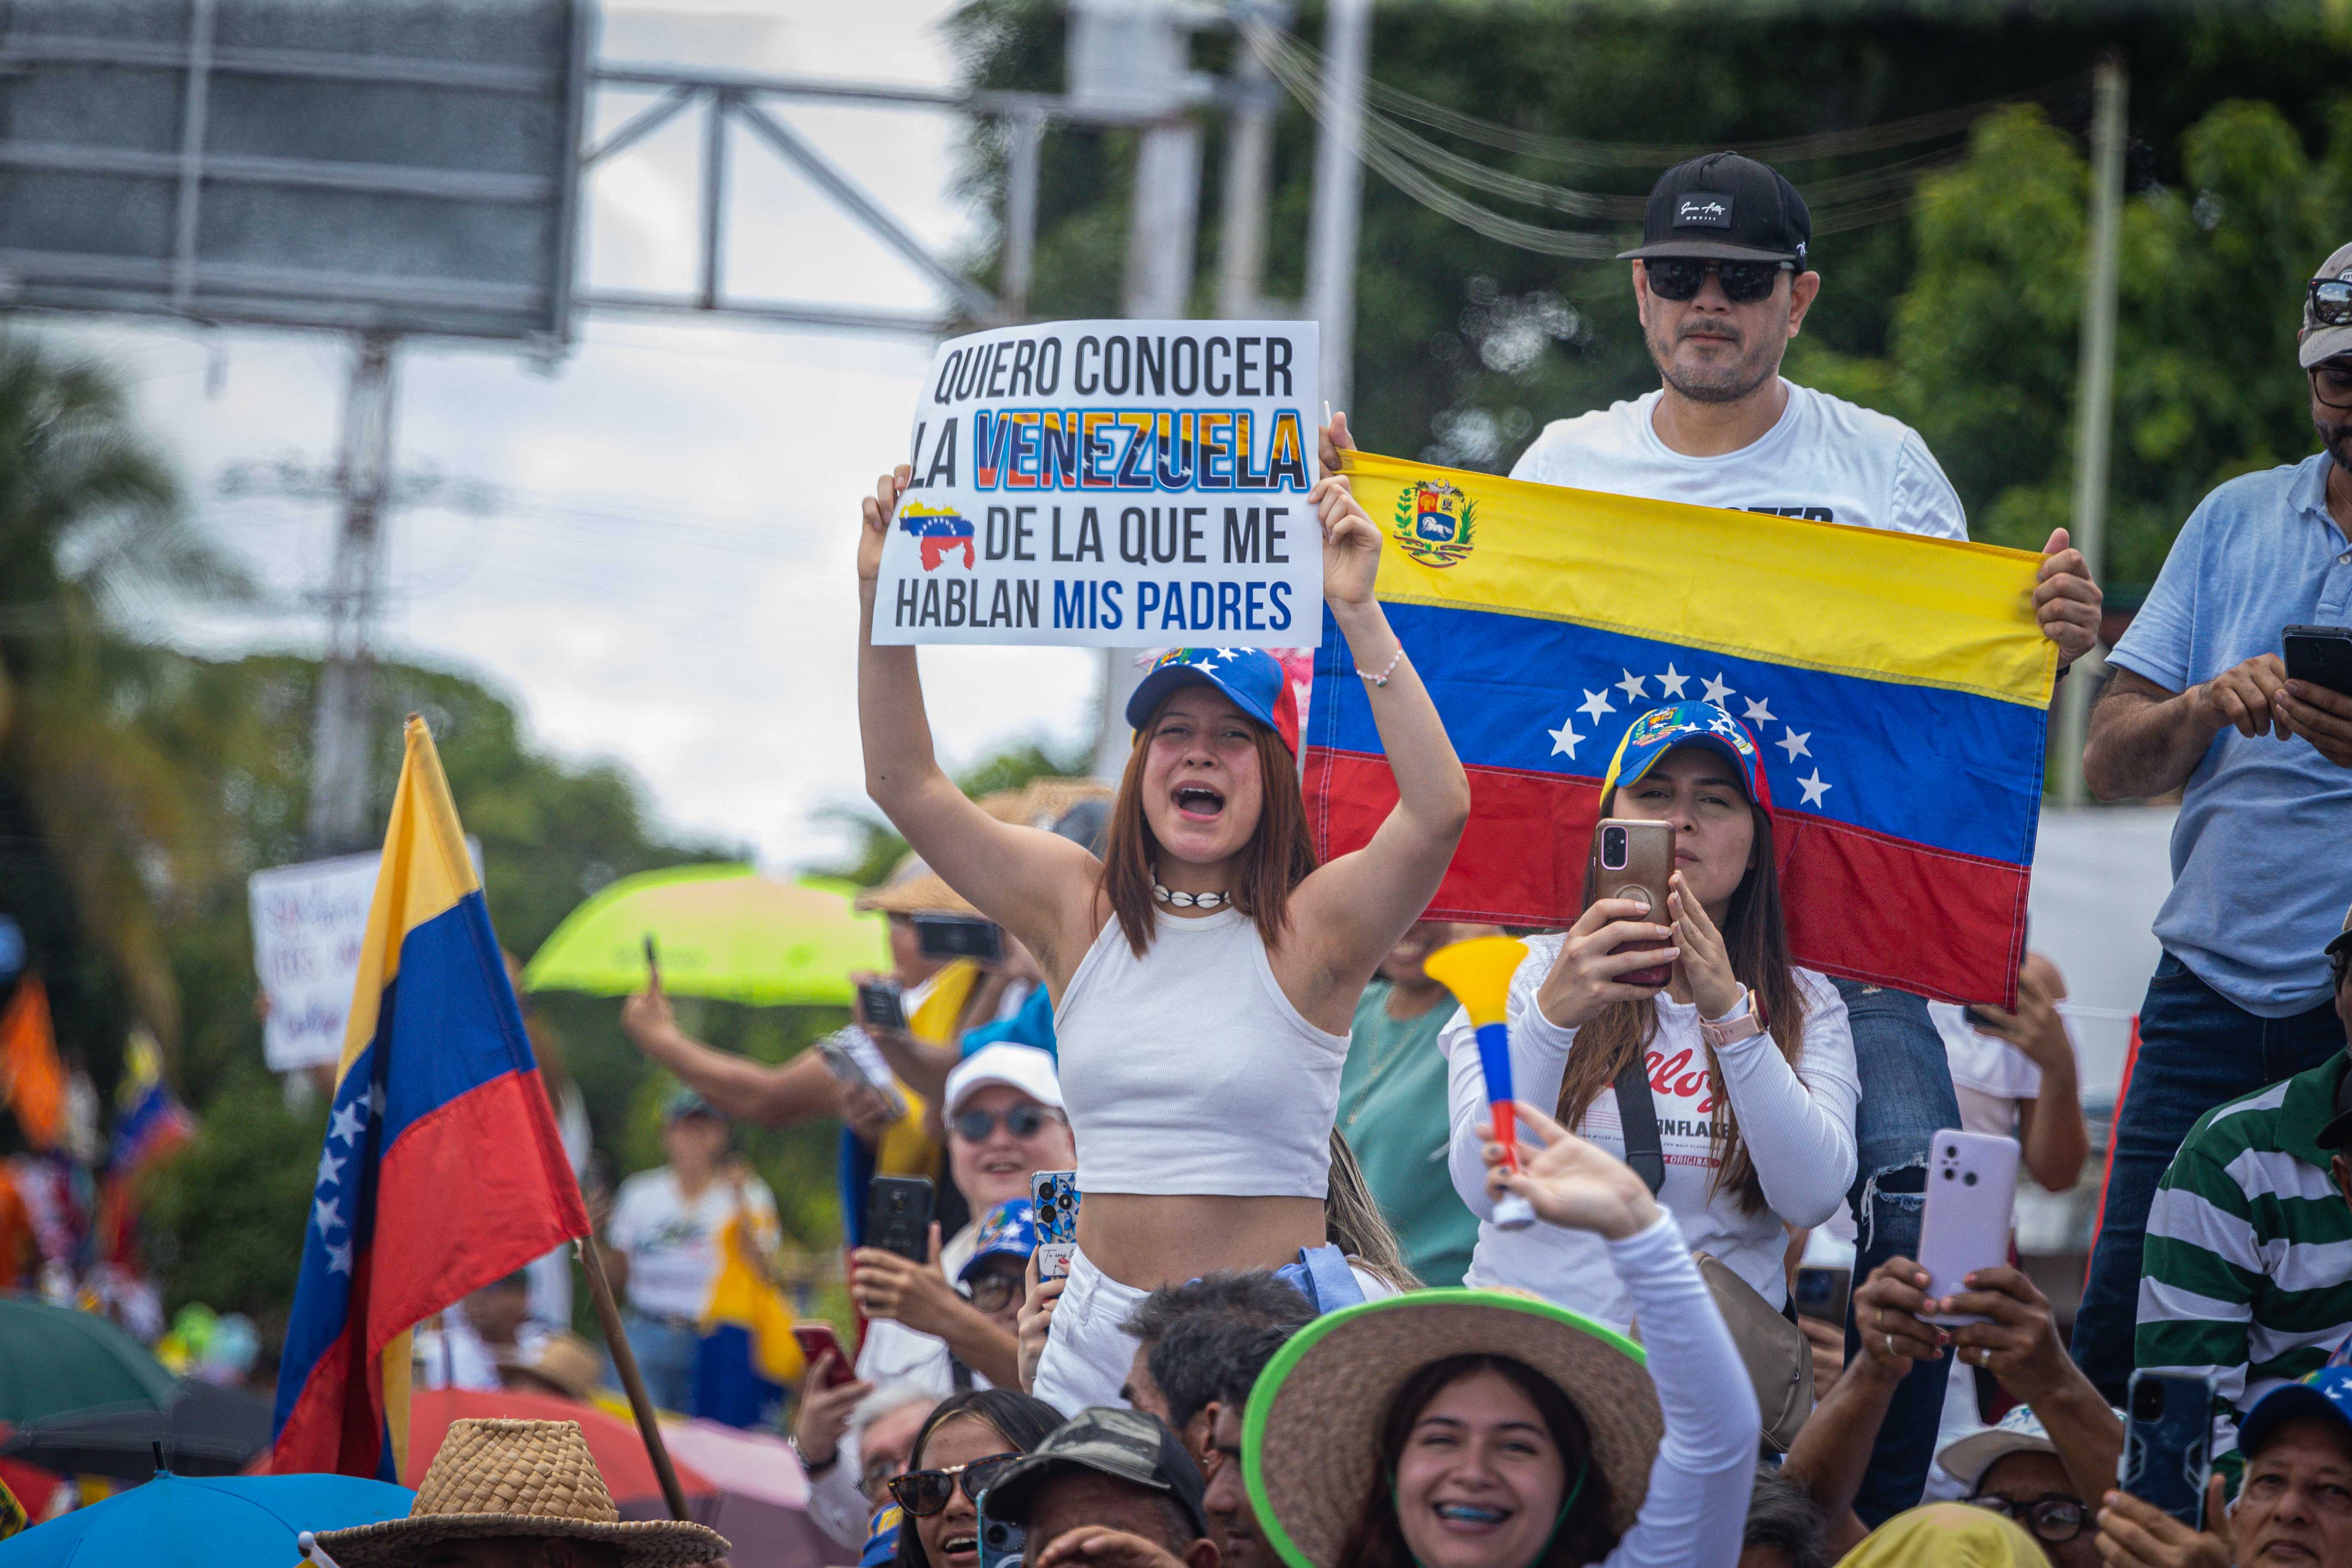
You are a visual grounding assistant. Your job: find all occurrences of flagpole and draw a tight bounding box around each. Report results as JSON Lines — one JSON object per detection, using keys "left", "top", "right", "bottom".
{"left": 577, "top": 1237, "right": 693, "bottom": 1523}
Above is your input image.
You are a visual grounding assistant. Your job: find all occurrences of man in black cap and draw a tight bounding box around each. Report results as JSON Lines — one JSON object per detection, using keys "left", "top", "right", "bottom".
{"left": 981, "top": 1407, "right": 1218, "bottom": 1568}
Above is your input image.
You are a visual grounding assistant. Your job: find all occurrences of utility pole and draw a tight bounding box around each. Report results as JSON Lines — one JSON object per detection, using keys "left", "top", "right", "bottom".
{"left": 305, "top": 333, "right": 401, "bottom": 854}
{"left": 2055, "top": 55, "right": 2126, "bottom": 808}
{"left": 1305, "top": 0, "right": 1370, "bottom": 413}
{"left": 1218, "top": 1, "right": 1289, "bottom": 317}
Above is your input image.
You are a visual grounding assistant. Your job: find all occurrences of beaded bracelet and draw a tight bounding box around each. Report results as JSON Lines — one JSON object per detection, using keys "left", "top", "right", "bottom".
{"left": 1360, "top": 646, "right": 1406, "bottom": 688}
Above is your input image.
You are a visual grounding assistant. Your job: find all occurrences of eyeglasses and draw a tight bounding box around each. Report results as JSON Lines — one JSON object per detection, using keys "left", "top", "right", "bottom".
{"left": 2312, "top": 360, "right": 2352, "bottom": 410}
{"left": 1968, "top": 1491, "right": 2089, "bottom": 1543}
{"left": 968, "top": 1269, "right": 1025, "bottom": 1314}
{"left": 890, "top": 1454, "right": 1021, "bottom": 1516}
{"left": 950, "top": 1105, "right": 1058, "bottom": 1142}
{"left": 2312, "top": 277, "right": 2352, "bottom": 328}
{"left": 1643, "top": 257, "right": 1792, "bottom": 304}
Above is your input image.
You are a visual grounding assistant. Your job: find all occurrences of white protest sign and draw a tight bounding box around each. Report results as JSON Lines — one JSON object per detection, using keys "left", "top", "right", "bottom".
{"left": 876, "top": 319, "right": 1321, "bottom": 648}
{"left": 249, "top": 841, "right": 483, "bottom": 1072}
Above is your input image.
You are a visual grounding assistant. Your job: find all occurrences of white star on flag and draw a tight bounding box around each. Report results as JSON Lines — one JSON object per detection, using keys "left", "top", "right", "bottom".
{"left": 1577, "top": 689, "right": 1616, "bottom": 723}
{"left": 367, "top": 1081, "right": 386, "bottom": 1119}
{"left": 1547, "top": 719, "right": 1584, "bottom": 758}
{"left": 1700, "top": 674, "right": 1734, "bottom": 705}
{"left": 317, "top": 1147, "right": 344, "bottom": 1190}
{"left": 1614, "top": 669, "right": 1648, "bottom": 701}
{"left": 1656, "top": 664, "right": 1690, "bottom": 698}
{"left": 329, "top": 1103, "right": 365, "bottom": 1146}
{"left": 1798, "top": 769, "right": 1832, "bottom": 807}
{"left": 1742, "top": 696, "right": 1776, "bottom": 726}
{"left": 314, "top": 1196, "right": 343, "bottom": 1236}
{"left": 1777, "top": 728, "right": 1812, "bottom": 763}
{"left": 325, "top": 1238, "right": 354, "bottom": 1275}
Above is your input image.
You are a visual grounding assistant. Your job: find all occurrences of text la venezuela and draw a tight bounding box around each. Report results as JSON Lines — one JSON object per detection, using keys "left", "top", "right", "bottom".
{"left": 873, "top": 319, "right": 1323, "bottom": 649}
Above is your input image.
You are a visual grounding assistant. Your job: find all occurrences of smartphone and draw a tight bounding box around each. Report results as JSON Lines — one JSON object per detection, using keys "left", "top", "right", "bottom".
{"left": 2123, "top": 1369, "right": 2216, "bottom": 1529}
{"left": 1919, "top": 1130, "right": 2021, "bottom": 1325}
{"left": 978, "top": 1490, "right": 1026, "bottom": 1568}
{"left": 857, "top": 979, "right": 907, "bottom": 1032}
{"left": 864, "top": 1176, "right": 935, "bottom": 1263}
{"left": 1793, "top": 1265, "right": 1852, "bottom": 1326}
{"left": 913, "top": 913, "right": 1005, "bottom": 964}
{"left": 1030, "top": 1170, "right": 1079, "bottom": 1281}
{"left": 642, "top": 933, "right": 659, "bottom": 974}
{"left": 817, "top": 1029, "right": 909, "bottom": 1121}
{"left": 1592, "top": 819, "right": 1675, "bottom": 987}
{"left": 2285, "top": 624, "right": 2352, "bottom": 697}
{"left": 790, "top": 1322, "right": 858, "bottom": 1387}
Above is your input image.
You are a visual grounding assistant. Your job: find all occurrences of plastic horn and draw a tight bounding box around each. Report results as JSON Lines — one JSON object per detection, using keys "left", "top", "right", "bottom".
{"left": 299, "top": 1532, "right": 348, "bottom": 1568}
{"left": 1423, "top": 935, "right": 1537, "bottom": 1231}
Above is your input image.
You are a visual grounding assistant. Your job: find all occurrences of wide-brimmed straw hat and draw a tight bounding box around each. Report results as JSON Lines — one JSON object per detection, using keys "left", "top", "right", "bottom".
{"left": 1243, "top": 1290, "right": 1663, "bottom": 1568}
{"left": 853, "top": 854, "right": 981, "bottom": 919}
{"left": 312, "top": 1418, "right": 729, "bottom": 1567}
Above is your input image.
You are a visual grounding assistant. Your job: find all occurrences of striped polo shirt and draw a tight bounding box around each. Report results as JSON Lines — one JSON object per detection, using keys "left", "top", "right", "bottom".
{"left": 2138, "top": 1050, "right": 2352, "bottom": 1468}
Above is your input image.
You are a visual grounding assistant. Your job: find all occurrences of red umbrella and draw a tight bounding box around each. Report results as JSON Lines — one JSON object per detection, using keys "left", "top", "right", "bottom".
{"left": 404, "top": 1389, "right": 717, "bottom": 1509}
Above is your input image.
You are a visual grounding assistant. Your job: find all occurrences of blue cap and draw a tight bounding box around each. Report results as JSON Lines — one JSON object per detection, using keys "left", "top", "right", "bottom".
{"left": 860, "top": 1502, "right": 903, "bottom": 1567}
{"left": 1599, "top": 701, "right": 1773, "bottom": 811}
{"left": 664, "top": 1087, "right": 723, "bottom": 1124}
{"left": 1125, "top": 648, "right": 1301, "bottom": 756}
{"left": 959, "top": 1198, "right": 1039, "bottom": 1283}
{"left": 2240, "top": 1365, "right": 2352, "bottom": 1459}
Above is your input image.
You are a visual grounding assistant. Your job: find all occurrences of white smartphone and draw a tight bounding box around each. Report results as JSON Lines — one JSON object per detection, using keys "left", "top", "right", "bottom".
{"left": 1918, "top": 1129, "right": 2019, "bottom": 1326}
{"left": 816, "top": 1028, "right": 907, "bottom": 1120}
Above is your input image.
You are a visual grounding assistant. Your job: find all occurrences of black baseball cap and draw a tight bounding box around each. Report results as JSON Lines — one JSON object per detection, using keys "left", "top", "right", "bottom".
{"left": 980, "top": 1408, "right": 1209, "bottom": 1540}
{"left": 1618, "top": 152, "right": 1811, "bottom": 266}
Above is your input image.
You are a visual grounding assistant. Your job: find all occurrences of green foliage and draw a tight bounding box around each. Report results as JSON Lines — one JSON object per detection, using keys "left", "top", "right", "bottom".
{"left": 808, "top": 736, "right": 1091, "bottom": 887}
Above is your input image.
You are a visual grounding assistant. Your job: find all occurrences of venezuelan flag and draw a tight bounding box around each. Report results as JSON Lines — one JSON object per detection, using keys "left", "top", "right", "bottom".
{"left": 1308, "top": 451, "right": 2055, "bottom": 1007}
{"left": 692, "top": 1202, "right": 805, "bottom": 1428}
{"left": 271, "top": 717, "right": 591, "bottom": 1479}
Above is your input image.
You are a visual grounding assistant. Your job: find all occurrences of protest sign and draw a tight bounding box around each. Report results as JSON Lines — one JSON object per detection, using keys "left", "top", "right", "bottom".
{"left": 874, "top": 319, "right": 1321, "bottom": 648}
{"left": 249, "top": 841, "right": 482, "bottom": 1071}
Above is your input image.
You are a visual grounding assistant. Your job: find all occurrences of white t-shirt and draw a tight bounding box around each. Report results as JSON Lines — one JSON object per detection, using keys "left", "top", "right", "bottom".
{"left": 1442, "top": 937, "right": 1859, "bottom": 1329}
{"left": 606, "top": 1169, "right": 780, "bottom": 1321}
{"left": 1929, "top": 1002, "right": 2046, "bottom": 1137}
{"left": 1509, "top": 381, "right": 1968, "bottom": 541}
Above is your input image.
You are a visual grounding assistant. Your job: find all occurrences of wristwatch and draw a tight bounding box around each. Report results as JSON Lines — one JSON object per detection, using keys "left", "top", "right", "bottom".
{"left": 787, "top": 1433, "right": 839, "bottom": 1477}
{"left": 1700, "top": 988, "right": 1768, "bottom": 1049}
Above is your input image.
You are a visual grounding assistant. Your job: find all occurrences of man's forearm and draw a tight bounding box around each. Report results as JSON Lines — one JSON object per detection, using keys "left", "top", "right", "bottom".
{"left": 1780, "top": 1358, "right": 1904, "bottom": 1555}
{"left": 630, "top": 1026, "right": 835, "bottom": 1127}
{"left": 938, "top": 1308, "right": 1023, "bottom": 1389}
{"left": 2032, "top": 1372, "right": 2125, "bottom": 1501}
{"left": 2084, "top": 678, "right": 2217, "bottom": 800}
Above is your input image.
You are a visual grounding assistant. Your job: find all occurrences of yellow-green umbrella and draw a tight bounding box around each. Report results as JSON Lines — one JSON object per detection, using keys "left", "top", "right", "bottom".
{"left": 521, "top": 864, "right": 888, "bottom": 1007}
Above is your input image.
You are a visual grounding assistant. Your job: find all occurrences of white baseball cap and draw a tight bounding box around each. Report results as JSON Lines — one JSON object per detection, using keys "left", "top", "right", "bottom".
{"left": 1936, "top": 1401, "right": 2125, "bottom": 1492}
{"left": 944, "top": 1043, "right": 1063, "bottom": 1118}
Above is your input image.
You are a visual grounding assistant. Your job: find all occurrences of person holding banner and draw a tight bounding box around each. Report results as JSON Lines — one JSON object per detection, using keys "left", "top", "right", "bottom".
{"left": 854, "top": 458, "right": 1470, "bottom": 1415}
{"left": 1441, "top": 703, "right": 1858, "bottom": 1331}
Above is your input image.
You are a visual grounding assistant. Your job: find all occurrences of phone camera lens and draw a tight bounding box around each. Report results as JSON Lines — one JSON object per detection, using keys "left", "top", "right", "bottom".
{"left": 1945, "top": 1145, "right": 1958, "bottom": 1156}
{"left": 1601, "top": 826, "right": 1628, "bottom": 867}
{"left": 1942, "top": 1168, "right": 1955, "bottom": 1179}
{"left": 2133, "top": 1383, "right": 2165, "bottom": 1421}
{"left": 1963, "top": 1172, "right": 1978, "bottom": 1186}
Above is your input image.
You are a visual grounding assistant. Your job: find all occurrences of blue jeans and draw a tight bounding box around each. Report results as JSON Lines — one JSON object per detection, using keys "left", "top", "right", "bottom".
{"left": 1835, "top": 979, "right": 1962, "bottom": 1527}
{"left": 616, "top": 1310, "right": 701, "bottom": 1417}
{"left": 2071, "top": 953, "right": 2343, "bottom": 1405}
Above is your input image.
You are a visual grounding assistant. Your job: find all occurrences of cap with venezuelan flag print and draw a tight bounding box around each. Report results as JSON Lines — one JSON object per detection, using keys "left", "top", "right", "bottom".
{"left": 1599, "top": 701, "right": 1772, "bottom": 810}
{"left": 1126, "top": 647, "right": 1301, "bottom": 756}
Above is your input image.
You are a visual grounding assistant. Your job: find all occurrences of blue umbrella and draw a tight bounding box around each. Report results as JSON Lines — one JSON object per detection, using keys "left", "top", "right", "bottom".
{"left": 0, "top": 1470, "right": 413, "bottom": 1565}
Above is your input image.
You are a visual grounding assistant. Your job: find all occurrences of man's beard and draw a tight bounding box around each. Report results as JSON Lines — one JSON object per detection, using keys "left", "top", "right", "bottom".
{"left": 1651, "top": 316, "right": 1779, "bottom": 404}
{"left": 2318, "top": 413, "right": 2352, "bottom": 473}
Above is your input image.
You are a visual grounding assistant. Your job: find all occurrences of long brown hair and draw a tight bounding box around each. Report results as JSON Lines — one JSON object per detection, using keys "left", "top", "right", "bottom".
{"left": 1100, "top": 692, "right": 1317, "bottom": 957}
{"left": 1335, "top": 1354, "right": 1618, "bottom": 1568}
{"left": 1553, "top": 792, "right": 1807, "bottom": 1213}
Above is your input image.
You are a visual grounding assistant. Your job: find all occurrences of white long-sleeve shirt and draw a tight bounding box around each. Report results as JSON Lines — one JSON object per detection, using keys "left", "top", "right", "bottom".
{"left": 1445, "top": 935, "right": 1858, "bottom": 1328}
{"left": 1594, "top": 1213, "right": 1763, "bottom": 1568}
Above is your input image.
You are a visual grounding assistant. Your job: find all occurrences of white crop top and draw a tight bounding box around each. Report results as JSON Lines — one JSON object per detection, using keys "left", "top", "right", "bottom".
{"left": 1052, "top": 906, "right": 1351, "bottom": 1197}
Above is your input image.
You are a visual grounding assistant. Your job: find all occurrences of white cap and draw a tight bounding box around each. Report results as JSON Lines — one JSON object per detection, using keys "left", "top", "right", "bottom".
{"left": 1935, "top": 1401, "right": 2123, "bottom": 1491}
{"left": 944, "top": 1043, "right": 1063, "bottom": 1118}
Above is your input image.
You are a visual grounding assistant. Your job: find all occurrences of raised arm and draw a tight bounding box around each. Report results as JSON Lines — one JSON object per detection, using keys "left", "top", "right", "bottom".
{"left": 621, "top": 977, "right": 843, "bottom": 1127}
{"left": 1284, "top": 475, "right": 1471, "bottom": 1008}
{"left": 857, "top": 467, "right": 1105, "bottom": 981}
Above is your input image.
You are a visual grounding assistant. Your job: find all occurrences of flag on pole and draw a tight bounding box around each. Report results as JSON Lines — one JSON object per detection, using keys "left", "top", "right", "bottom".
{"left": 0, "top": 976, "right": 64, "bottom": 1150}
{"left": 1306, "top": 451, "right": 2055, "bottom": 1007}
{"left": 271, "top": 717, "right": 591, "bottom": 1479}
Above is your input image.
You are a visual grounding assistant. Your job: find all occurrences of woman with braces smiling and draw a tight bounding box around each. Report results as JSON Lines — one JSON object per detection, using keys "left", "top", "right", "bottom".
{"left": 854, "top": 453, "right": 1470, "bottom": 1415}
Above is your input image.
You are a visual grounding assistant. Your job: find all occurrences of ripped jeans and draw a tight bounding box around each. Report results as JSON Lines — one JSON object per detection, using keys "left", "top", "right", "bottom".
{"left": 1833, "top": 979, "right": 1961, "bottom": 1527}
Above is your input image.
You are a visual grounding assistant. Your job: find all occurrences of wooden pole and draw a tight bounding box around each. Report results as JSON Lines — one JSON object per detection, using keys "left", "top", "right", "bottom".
{"left": 577, "top": 1237, "right": 694, "bottom": 1523}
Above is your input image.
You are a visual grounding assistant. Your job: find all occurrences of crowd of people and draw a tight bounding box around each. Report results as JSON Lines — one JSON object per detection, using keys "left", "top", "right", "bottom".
{"left": 489, "top": 148, "right": 2352, "bottom": 1568}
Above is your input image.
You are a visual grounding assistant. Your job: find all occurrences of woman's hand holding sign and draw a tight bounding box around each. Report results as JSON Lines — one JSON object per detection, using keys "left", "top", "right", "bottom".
{"left": 858, "top": 465, "right": 910, "bottom": 587}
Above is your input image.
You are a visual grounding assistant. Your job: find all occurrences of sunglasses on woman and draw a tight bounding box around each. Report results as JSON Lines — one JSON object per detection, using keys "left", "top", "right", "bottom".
{"left": 1967, "top": 1491, "right": 2088, "bottom": 1543}
{"left": 1642, "top": 257, "right": 1792, "bottom": 304}
{"left": 889, "top": 1453, "right": 1021, "bottom": 1516}
{"left": 951, "top": 1105, "right": 1058, "bottom": 1142}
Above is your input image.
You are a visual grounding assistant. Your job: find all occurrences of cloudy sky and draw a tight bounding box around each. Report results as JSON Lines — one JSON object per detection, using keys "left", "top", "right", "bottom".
{"left": 53, "top": 0, "right": 1099, "bottom": 870}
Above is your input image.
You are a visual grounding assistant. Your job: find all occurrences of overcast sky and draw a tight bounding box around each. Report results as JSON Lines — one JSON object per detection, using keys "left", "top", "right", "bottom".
{"left": 52, "top": 0, "right": 1098, "bottom": 872}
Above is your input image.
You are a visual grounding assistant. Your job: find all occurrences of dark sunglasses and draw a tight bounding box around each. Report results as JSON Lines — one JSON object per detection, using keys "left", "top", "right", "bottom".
{"left": 1968, "top": 1491, "right": 2089, "bottom": 1543}
{"left": 951, "top": 1105, "right": 1058, "bottom": 1142}
{"left": 890, "top": 1453, "right": 1020, "bottom": 1516}
{"left": 2313, "top": 359, "right": 2352, "bottom": 411}
{"left": 2312, "top": 277, "right": 2352, "bottom": 328}
{"left": 1643, "top": 257, "right": 1792, "bottom": 304}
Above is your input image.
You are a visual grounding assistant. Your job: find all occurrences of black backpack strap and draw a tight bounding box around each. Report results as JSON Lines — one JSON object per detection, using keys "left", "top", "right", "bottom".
{"left": 1611, "top": 1055, "right": 1666, "bottom": 1196}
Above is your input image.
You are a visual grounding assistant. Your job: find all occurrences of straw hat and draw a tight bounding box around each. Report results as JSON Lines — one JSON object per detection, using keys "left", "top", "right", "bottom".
{"left": 852, "top": 854, "right": 981, "bottom": 919}
{"left": 499, "top": 1330, "right": 606, "bottom": 1403}
{"left": 312, "top": 1418, "right": 729, "bottom": 1567}
{"left": 1242, "top": 1290, "right": 1663, "bottom": 1568}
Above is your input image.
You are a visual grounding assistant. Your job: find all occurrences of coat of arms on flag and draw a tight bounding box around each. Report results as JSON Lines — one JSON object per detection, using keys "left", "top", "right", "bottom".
{"left": 1393, "top": 481, "right": 1475, "bottom": 568}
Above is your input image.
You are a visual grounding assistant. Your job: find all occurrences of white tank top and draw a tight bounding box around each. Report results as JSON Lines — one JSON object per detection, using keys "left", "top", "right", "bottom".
{"left": 1053, "top": 906, "right": 1350, "bottom": 1197}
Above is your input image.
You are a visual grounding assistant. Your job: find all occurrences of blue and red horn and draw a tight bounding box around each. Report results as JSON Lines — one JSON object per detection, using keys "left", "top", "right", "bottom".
{"left": 1423, "top": 935, "right": 1538, "bottom": 1231}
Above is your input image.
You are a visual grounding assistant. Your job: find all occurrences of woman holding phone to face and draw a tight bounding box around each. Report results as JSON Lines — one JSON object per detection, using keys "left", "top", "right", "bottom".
{"left": 855, "top": 460, "right": 1470, "bottom": 1414}
{"left": 1442, "top": 701, "right": 1858, "bottom": 1329}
